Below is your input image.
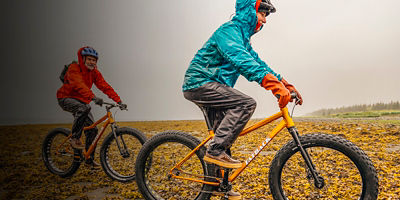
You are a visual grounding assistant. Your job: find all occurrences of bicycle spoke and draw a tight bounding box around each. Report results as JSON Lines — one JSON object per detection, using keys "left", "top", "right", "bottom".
{"left": 280, "top": 147, "right": 362, "bottom": 199}
{"left": 42, "top": 128, "right": 81, "bottom": 177}
{"left": 49, "top": 134, "right": 75, "bottom": 171}
{"left": 144, "top": 142, "right": 206, "bottom": 199}
{"left": 173, "top": 168, "right": 222, "bottom": 182}
{"left": 104, "top": 133, "right": 141, "bottom": 177}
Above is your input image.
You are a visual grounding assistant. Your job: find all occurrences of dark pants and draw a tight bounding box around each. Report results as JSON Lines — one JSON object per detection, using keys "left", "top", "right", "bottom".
{"left": 183, "top": 82, "right": 256, "bottom": 156}
{"left": 58, "top": 98, "right": 98, "bottom": 161}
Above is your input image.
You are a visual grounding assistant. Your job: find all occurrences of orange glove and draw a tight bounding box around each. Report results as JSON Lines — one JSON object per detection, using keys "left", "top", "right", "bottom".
{"left": 261, "top": 74, "right": 291, "bottom": 108}
{"left": 281, "top": 78, "right": 303, "bottom": 105}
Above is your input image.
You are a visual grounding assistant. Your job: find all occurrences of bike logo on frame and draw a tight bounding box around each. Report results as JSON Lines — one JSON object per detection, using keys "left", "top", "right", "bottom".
{"left": 245, "top": 137, "right": 271, "bottom": 165}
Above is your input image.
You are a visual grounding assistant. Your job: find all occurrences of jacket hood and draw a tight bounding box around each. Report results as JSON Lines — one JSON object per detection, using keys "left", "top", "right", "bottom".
{"left": 77, "top": 46, "right": 97, "bottom": 71}
{"left": 232, "top": 0, "right": 258, "bottom": 39}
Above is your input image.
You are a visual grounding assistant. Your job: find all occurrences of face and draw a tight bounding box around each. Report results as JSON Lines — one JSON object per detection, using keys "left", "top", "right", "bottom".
{"left": 84, "top": 56, "right": 97, "bottom": 70}
{"left": 257, "top": 12, "right": 267, "bottom": 26}
{"left": 254, "top": 12, "right": 268, "bottom": 33}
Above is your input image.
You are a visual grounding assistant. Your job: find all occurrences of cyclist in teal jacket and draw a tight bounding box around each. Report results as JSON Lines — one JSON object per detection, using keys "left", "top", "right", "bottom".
{"left": 183, "top": 0, "right": 281, "bottom": 91}
{"left": 183, "top": 1, "right": 303, "bottom": 198}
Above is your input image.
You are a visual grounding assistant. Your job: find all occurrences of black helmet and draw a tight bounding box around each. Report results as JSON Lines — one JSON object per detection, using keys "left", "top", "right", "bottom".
{"left": 258, "top": 0, "right": 276, "bottom": 14}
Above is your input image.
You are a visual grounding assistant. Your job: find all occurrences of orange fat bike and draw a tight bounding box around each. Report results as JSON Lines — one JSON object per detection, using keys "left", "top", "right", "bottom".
{"left": 42, "top": 102, "right": 147, "bottom": 182}
{"left": 135, "top": 94, "right": 378, "bottom": 199}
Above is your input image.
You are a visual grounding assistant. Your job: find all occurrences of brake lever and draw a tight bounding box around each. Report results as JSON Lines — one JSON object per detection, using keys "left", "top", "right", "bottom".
{"left": 290, "top": 102, "right": 296, "bottom": 118}
{"left": 290, "top": 92, "right": 300, "bottom": 118}
{"left": 118, "top": 105, "right": 128, "bottom": 111}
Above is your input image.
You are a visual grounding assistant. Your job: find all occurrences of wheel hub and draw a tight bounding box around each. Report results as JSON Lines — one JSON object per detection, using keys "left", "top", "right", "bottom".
{"left": 314, "top": 176, "right": 325, "bottom": 189}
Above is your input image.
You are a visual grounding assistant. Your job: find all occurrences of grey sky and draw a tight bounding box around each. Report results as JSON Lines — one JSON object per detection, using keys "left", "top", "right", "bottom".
{"left": 1, "top": 0, "right": 400, "bottom": 125}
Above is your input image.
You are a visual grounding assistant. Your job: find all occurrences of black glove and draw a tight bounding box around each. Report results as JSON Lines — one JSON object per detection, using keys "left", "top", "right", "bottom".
{"left": 118, "top": 101, "right": 127, "bottom": 110}
{"left": 92, "top": 96, "right": 103, "bottom": 106}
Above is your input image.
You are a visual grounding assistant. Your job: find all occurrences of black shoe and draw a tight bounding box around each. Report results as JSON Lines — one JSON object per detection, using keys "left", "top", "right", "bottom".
{"left": 85, "top": 160, "right": 101, "bottom": 170}
{"left": 204, "top": 152, "right": 242, "bottom": 169}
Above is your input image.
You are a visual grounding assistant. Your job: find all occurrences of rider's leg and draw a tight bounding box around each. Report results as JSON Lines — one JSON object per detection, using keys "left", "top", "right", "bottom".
{"left": 58, "top": 98, "right": 91, "bottom": 149}
{"left": 72, "top": 110, "right": 100, "bottom": 169}
{"left": 183, "top": 82, "right": 256, "bottom": 168}
{"left": 83, "top": 112, "right": 99, "bottom": 163}
{"left": 84, "top": 129, "right": 100, "bottom": 169}
{"left": 184, "top": 82, "right": 253, "bottom": 198}
{"left": 209, "top": 100, "right": 255, "bottom": 155}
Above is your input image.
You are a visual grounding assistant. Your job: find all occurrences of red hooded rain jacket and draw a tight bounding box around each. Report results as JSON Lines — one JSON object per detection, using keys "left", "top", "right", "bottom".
{"left": 57, "top": 47, "right": 121, "bottom": 104}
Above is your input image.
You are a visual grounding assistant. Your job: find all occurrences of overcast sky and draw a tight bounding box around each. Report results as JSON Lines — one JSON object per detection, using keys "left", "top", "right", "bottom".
{"left": 1, "top": 0, "right": 400, "bottom": 125}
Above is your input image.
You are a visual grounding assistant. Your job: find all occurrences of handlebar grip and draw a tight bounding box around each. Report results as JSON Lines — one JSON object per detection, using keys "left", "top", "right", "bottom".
{"left": 290, "top": 92, "right": 297, "bottom": 99}
{"left": 276, "top": 93, "right": 297, "bottom": 100}
{"left": 103, "top": 102, "right": 114, "bottom": 106}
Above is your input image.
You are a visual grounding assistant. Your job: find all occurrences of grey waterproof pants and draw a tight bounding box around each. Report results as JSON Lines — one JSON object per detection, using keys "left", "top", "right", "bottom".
{"left": 58, "top": 98, "right": 98, "bottom": 161}
{"left": 183, "top": 82, "right": 256, "bottom": 156}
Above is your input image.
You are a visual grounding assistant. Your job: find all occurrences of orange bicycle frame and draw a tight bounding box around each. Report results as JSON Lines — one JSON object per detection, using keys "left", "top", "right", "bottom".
{"left": 169, "top": 107, "right": 295, "bottom": 185}
{"left": 56, "top": 110, "right": 115, "bottom": 160}
{"left": 81, "top": 111, "right": 115, "bottom": 160}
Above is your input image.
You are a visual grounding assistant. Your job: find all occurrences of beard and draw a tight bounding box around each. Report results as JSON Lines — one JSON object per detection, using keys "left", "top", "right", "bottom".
{"left": 86, "top": 64, "right": 95, "bottom": 70}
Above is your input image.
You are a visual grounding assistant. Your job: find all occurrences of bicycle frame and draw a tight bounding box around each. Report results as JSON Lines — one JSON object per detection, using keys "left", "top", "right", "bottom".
{"left": 56, "top": 109, "right": 115, "bottom": 160}
{"left": 169, "top": 107, "right": 296, "bottom": 186}
{"left": 81, "top": 111, "right": 115, "bottom": 160}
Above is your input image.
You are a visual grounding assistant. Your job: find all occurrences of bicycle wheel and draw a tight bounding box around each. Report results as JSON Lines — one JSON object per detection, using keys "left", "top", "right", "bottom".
{"left": 42, "top": 128, "right": 81, "bottom": 177}
{"left": 135, "top": 131, "right": 214, "bottom": 200}
{"left": 100, "top": 127, "right": 147, "bottom": 182}
{"left": 269, "top": 133, "right": 378, "bottom": 200}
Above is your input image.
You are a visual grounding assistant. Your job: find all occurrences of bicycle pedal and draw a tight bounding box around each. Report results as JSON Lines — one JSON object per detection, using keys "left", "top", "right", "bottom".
{"left": 224, "top": 194, "right": 229, "bottom": 200}
{"left": 211, "top": 191, "right": 230, "bottom": 200}
{"left": 211, "top": 191, "right": 227, "bottom": 196}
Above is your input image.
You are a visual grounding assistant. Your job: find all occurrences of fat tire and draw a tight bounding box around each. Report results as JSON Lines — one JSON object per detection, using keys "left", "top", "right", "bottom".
{"left": 100, "top": 127, "right": 147, "bottom": 182}
{"left": 135, "top": 130, "right": 213, "bottom": 200}
{"left": 42, "top": 128, "right": 81, "bottom": 178}
{"left": 268, "top": 133, "right": 379, "bottom": 200}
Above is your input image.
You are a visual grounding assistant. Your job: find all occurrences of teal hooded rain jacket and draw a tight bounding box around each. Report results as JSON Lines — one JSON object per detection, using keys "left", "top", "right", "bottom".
{"left": 182, "top": 0, "right": 281, "bottom": 91}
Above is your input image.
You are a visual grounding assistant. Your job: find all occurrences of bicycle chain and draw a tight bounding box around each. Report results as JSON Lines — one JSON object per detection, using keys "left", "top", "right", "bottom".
{"left": 173, "top": 169, "right": 233, "bottom": 200}
{"left": 173, "top": 168, "right": 222, "bottom": 182}
{"left": 190, "top": 188, "right": 230, "bottom": 200}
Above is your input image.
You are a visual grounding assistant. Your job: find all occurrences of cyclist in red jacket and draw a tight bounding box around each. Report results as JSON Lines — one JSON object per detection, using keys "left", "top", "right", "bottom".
{"left": 57, "top": 46, "right": 127, "bottom": 169}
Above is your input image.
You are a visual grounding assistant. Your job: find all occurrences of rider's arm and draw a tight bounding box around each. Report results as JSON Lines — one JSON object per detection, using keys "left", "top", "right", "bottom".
{"left": 93, "top": 69, "right": 121, "bottom": 103}
{"left": 213, "top": 24, "right": 276, "bottom": 84}
{"left": 67, "top": 64, "right": 95, "bottom": 100}
{"left": 248, "top": 45, "right": 282, "bottom": 81}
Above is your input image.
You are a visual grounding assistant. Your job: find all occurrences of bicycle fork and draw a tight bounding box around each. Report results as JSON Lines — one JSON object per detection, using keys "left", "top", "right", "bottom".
{"left": 111, "top": 124, "right": 130, "bottom": 158}
{"left": 288, "top": 127, "right": 325, "bottom": 189}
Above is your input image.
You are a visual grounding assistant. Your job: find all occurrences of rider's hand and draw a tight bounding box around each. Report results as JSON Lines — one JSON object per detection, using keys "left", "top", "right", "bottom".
{"left": 261, "top": 74, "right": 291, "bottom": 108}
{"left": 118, "top": 101, "right": 127, "bottom": 110}
{"left": 281, "top": 78, "right": 303, "bottom": 105}
{"left": 92, "top": 96, "right": 104, "bottom": 106}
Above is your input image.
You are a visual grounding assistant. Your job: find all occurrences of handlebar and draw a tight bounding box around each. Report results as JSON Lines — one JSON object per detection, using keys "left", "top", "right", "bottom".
{"left": 275, "top": 92, "right": 298, "bottom": 101}
{"left": 290, "top": 92, "right": 298, "bottom": 101}
{"left": 101, "top": 102, "right": 128, "bottom": 111}
{"left": 275, "top": 92, "right": 300, "bottom": 117}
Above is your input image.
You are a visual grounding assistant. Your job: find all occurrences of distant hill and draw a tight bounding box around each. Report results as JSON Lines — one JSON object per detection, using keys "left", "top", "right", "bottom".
{"left": 307, "top": 101, "right": 400, "bottom": 117}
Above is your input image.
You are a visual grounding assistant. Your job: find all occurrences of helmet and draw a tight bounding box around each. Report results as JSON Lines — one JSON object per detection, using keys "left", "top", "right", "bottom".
{"left": 81, "top": 47, "right": 98, "bottom": 59}
{"left": 257, "top": 0, "right": 276, "bottom": 14}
